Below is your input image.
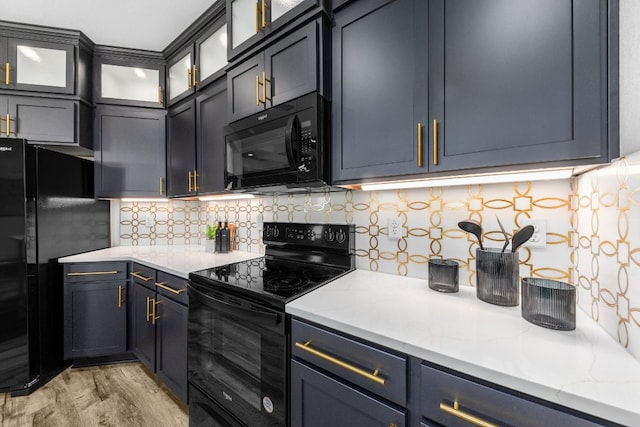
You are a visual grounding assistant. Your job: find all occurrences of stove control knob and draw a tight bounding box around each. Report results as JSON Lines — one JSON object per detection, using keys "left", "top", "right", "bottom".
{"left": 325, "top": 229, "right": 335, "bottom": 241}
{"left": 336, "top": 230, "right": 346, "bottom": 244}
{"left": 273, "top": 227, "right": 280, "bottom": 237}
{"left": 265, "top": 226, "right": 272, "bottom": 237}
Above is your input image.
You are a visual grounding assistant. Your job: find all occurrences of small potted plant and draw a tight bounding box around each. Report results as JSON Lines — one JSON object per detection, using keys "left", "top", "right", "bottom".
{"left": 204, "top": 222, "right": 217, "bottom": 252}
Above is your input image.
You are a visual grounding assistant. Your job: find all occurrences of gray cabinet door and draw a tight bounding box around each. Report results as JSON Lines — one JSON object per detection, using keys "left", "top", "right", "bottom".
{"left": 428, "top": 0, "right": 609, "bottom": 172}
{"left": 196, "top": 80, "right": 227, "bottom": 194}
{"left": 155, "top": 297, "right": 188, "bottom": 403}
{"left": 166, "top": 99, "right": 197, "bottom": 197}
{"left": 94, "top": 106, "right": 166, "bottom": 198}
{"left": 132, "top": 283, "right": 156, "bottom": 371}
{"left": 63, "top": 281, "right": 127, "bottom": 359}
{"left": 4, "top": 96, "right": 76, "bottom": 144}
{"left": 291, "top": 359, "right": 406, "bottom": 427}
{"left": 332, "top": 0, "right": 428, "bottom": 182}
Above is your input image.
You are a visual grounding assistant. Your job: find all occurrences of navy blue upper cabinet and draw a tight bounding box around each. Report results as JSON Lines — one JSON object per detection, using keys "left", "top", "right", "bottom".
{"left": 332, "top": 0, "right": 615, "bottom": 184}
{"left": 166, "top": 12, "right": 228, "bottom": 107}
{"left": 226, "top": 0, "right": 324, "bottom": 60}
{"left": 227, "top": 18, "right": 324, "bottom": 122}
{"left": 428, "top": 0, "right": 612, "bottom": 173}
{"left": 0, "top": 37, "right": 75, "bottom": 95}
{"left": 332, "top": 0, "right": 428, "bottom": 182}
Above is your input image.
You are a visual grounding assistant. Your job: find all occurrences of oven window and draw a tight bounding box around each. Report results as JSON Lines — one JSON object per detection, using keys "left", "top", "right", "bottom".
{"left": 226, "top": 127, "right": 290, "bottom": 176}
{"left": 218, "top": 320, "right": 261, "bottom": 410}
{"left": 188, "top": 292, "right": 285, "bottom": 427}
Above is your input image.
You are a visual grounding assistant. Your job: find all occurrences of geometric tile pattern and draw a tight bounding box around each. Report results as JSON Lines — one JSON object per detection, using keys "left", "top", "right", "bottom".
{"left": 116, "top": 167, "right": 640, "bottom": 362}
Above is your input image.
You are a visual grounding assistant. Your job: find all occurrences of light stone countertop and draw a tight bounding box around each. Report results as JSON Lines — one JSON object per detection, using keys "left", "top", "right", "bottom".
{"left": 286, "top": 269, "right": 640, "bottom": 427}
{"left": 58, "top": 245, "right": 263, "bottom": 278}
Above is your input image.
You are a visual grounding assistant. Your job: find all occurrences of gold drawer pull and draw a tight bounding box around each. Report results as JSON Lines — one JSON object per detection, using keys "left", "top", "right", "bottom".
{"left": 439, "top": 401, "right": 496, "bottom": 427}
{"left": 67, "top": 270, "right": 118, "bottom": 276}
{"left": 295, "top": 341, "right": 385, "bottom": 385}
{"left": 5, "top": 63, "right": 9, "bottom": 85}
{"left": 155, "top": 281, "right": 186, "bottom": 295}
{"left": 131, "top": 271, "right": 153, "bottom": 282}
{"left": 146, "top": 296, "right": 152, "bottom": 322}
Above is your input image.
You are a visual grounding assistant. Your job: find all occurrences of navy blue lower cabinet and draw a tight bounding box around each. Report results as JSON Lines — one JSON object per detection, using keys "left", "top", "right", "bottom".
{"left": 420, "top": 363, "right": 608, "bottom": 427}
{"left": 63, "top": 263, "right": 128, "bottom": 359}
{"left": 131, "top": 282, "right": 156, "bottom": 370}
{"left": 155, "top": 296, "right": 188, "bottom": 402}
{"left": 291, "top": 359, "right": 406, "bottom": 427}
{"left": 130, "top": 265, "right": 189, "bottom": 403}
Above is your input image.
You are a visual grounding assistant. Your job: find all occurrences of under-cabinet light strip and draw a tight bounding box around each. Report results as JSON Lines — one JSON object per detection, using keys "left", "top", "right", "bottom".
{"left": 358, "top": 168, "right": 574, "bottom": 192}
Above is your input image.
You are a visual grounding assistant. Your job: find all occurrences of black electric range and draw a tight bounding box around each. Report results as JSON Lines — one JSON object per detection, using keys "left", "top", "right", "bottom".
{"left": 187, "top": 222, "right": 355, "bottom": 427}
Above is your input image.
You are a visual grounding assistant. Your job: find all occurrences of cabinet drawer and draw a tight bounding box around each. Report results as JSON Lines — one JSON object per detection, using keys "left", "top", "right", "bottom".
{"left": 291, "top": 319, "right": 406, "bottom": 407}
{"left": 64, "top": 262, "right": 127, "bottom": 282}
{"left": 421, "top": 363, "right": 604, "bottom": 427}
{"left": 156, "top": 271, "right": 188, "bottom": 305}
{"left": 130, "top": 263, "right": 156, "bottom": 288}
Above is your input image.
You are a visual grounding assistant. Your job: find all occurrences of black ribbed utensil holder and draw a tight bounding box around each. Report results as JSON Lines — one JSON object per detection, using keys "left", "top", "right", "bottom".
{"left": 521, "top": 278, "right": 576, "bottom": 330}
{"left": 476, "top": 248, "right": 519, "bottom": 306}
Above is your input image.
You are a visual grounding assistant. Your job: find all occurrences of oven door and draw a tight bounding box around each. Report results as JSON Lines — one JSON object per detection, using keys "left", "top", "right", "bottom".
{"left": 187, "top": 281, "right": 287, "bottom": 427}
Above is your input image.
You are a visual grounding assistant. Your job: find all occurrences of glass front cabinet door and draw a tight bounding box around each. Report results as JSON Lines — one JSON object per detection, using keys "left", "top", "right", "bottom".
{"left": 167, "top": 49, "right": 194, "bottom": 106}
{"left": 196, "top": 23, "right": 228, "bottom": 88}
{"left": 227, "top": 0, "right": 310, "bottom": 59}
{"left": 1, "top": 38, "right": 74, "bottom": 94}
{"left": 98, "top": 61, "right": 165, "bottom": 108}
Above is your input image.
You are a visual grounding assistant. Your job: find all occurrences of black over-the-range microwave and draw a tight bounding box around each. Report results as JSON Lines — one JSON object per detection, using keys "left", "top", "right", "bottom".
{"left": 224, "top": 92, "right": 330, "bottom": 193}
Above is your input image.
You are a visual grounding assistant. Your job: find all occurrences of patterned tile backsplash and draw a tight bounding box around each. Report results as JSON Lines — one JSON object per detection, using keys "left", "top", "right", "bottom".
{"left": 114, "top": 151, "right": 640, "bottom": 362}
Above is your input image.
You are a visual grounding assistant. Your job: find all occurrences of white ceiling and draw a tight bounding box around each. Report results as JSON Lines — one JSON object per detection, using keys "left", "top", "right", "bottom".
{"left": 1, "top": 0, "right": 220, "bottom": 51}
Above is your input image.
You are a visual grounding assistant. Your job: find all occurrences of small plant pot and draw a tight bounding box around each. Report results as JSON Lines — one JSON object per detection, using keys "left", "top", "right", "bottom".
{"left": 204, "top": 239, "right": 215, "bottom": 252}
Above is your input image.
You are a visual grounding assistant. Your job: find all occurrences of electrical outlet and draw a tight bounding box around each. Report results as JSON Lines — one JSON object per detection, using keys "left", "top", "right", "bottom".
{"left": 143, "top": 213, "right": 154, "bottom": 230}
{"left": 521, "top": 219, "right": 546, "bottom": 249}
{"left": 388, "top": 217, "right": 402, "bottom": 240}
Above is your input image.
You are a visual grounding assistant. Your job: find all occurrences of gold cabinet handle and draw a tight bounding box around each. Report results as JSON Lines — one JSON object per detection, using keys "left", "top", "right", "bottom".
{"left": 255, "top": 1, "right": 260, "bottom": 33}
{"left": 295, "top": 341, "right": 385, "bottom": 385}
{"left": 6, "top": 114, "right": 13, "bottom": 136}
{"left": 155, "top": 281, "right": 186, "bottom": 295}
{"left": 151, "top": 299, "right": 162, "bottom": 325}
{"left": 417, "top": 122, "right": 423, "bottom": 168}
{"left": 193, "top": 170, "right": 199, "bottom": 192}
{"left": 433, "top": 119, "right": 439, "bottom": 166}
{"left": 159, "top": 177, "right": 164, "bottom": 196}
{"left": 439, "top": 401, "right": 496, "bottom": 427}
{"left": 158, "top": 86, "right": 163, "bottom": 105}
{"left": 131, "top": 271, "right": 153, "bottom": 282}
{"left": 5, "top": 63, "right": 9, "bottom": 85}
{"left": 146, "top": 296, "right": 152, "bottom": 322}
{"left": 118, "top": 285, "right": 124, "bottom": 308}
{"left": 192, "top": 64, "right": 198, "bottom": 87}
{"left": 187, "top": 67, "right": 192, "bottom": 89}
{"left": 261, "top": 0, "right": 268, "bottom": 29}
{"left": 256, "top": 75, "right": 261, "bottom": 105}
{"left": 262, "top": 71, "right": 270, "bottom": 104}
{"left": 188, "top": 171, "right": 193, "bottom": 192}
{"left": 0, "top": 115, "right": 4, "bottom": 135}
{"left": 67, "top": 270, "right": 118, "bottom": 276}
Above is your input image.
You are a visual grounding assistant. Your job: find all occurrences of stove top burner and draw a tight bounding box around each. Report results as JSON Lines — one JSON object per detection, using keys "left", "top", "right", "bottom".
{"left": 190, "top": 256, "right": 351, "bottom": 307}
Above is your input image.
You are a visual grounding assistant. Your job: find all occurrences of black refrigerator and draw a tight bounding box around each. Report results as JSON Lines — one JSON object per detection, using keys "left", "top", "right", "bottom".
{"left": 0, "top": 138, "right": 110, "bottom": 395}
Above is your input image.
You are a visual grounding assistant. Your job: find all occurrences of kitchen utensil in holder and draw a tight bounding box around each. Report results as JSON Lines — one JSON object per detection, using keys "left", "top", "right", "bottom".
{"left": 521, "top": 278, "right": 576, "bottom": 330}
{"left": 476, "top": 248, "right": 519, "bottom": 306}
{"left": 428, "top": 259, "right": 459, "bottom": 293}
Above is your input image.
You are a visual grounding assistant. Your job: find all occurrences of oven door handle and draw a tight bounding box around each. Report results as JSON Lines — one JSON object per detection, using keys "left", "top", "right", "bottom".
{"left": 188, "top": 282, "right": 281, "bottom": 325}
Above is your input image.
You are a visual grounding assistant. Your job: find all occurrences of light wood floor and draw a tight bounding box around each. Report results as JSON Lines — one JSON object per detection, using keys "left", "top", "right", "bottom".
{"left": 0, "top": 362, "right": 188, "bottom": 426}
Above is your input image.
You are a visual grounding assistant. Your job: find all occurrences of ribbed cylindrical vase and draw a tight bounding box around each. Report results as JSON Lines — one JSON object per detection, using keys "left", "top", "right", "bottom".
{"left": 476, "top": 248, "right": 519, "bottom": 306}
{"left": 521, "top": 278, "right": 576, "bottom": 330}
